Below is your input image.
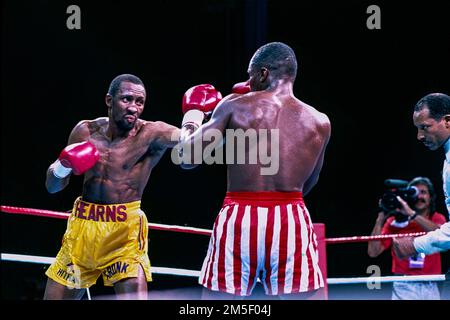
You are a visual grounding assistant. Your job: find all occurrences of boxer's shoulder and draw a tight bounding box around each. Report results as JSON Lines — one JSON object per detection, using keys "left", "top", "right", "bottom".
{"left": 68, "top": 118, "right": 106, "bottom": 141}
{"left": 137, "top": 120, "right": 177, "bottom": 143}
{"left": 295, "top": 100, "right": 330, "bottom": 131}
{"left": 214, "top": 93, "right": 252, "bottom": 114}
{"left": 73, "top": 117, "right": 108, "bottom": 131}
{"left": 139, "top": 119, "right": 172, "bottom": 132}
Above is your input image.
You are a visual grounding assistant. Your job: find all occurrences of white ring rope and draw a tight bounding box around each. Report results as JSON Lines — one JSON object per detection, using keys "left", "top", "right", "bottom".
{"left": 2, "top": 253, "right": 445, "bottom": 284}
{"left": 327, "top": 274, "right": 446, "bottom": 284}
{"left": 1, "top": 253, "right": 201, "bottom": 278}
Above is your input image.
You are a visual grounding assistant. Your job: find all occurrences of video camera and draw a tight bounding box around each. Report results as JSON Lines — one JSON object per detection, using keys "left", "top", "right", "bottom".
{"left": 379, "top": 179, "right": 419, "bottom": 222}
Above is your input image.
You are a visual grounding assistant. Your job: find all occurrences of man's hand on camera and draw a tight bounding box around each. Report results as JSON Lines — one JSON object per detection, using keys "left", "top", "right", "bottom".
{"left": 375, "top": 211, "right": 388, "bottom": 224}
{"left": 395, "top": 196, "right": 416, "bottom": 218}
{"left": 376, "top": 199, "right": 391, "bottom": 221}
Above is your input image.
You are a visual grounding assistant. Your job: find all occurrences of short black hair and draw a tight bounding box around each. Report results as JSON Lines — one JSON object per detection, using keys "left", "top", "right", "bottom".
{"left": 408, "top": 176, "right": 436, "bottom": 214}
{"left": 250, "top": 42, "right": 298, "bottom": 80}
{"left": 414, "top": 93, "right": 450, "bottom": 120}
{"left": 108, "top": 74, "right": 145, "bottom": 97}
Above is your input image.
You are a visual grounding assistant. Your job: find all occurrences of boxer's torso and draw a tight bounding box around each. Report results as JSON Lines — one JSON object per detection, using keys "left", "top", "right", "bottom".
{"left": 225, "top": 91, "right": 329, "bottom": 192}
{"left": 75, "top": 117, "right": 167, "bottom": 204}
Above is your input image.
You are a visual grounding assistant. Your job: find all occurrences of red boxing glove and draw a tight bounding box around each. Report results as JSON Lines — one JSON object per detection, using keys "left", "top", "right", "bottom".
{"left": 182, "top": 84, "right": 222, "bottom": 115}
{"left": 231, "top": 80, "right": 250, "bottom": 94}
{"left": 181, "top": 84, "right": 222, "bottom": 128}
{"left": 53, "top": 141, "right": 100, "bottom": 178}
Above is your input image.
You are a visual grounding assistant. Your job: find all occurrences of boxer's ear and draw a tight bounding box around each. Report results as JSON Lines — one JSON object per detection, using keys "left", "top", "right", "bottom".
{"left": 260, "top": 67, "right": 269, "bottom": 83}
{"left": 444, "top": 114, "right": 450, "bottom": 128}
{"left": 105, "top": 94, "right": 112, "bottom": 109}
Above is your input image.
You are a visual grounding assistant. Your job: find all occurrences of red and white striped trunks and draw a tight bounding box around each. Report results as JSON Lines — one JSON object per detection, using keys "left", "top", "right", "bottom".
{"left": 199, "top": 191, "right": 324, "bottom": 296}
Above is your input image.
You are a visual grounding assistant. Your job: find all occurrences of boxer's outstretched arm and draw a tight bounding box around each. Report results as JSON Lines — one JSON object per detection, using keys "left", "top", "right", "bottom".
{"left": 179, "top": 96, "right": 233, "bottom": 169}
{"left": 151, "top": 121, "right": 181, "bottom": 148}
{"left": 45, "top": 121, "right": 90, "bottom": 193}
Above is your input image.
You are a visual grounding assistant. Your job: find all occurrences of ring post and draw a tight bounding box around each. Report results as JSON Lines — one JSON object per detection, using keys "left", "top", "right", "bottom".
{"left": 312, "top": 223, "right": 328, "bottom": 300}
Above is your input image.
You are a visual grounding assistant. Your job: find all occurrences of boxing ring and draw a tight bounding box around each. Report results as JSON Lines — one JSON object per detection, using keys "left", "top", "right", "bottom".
{"left": 1, "top": 205, "right": 446, "bottom": 300}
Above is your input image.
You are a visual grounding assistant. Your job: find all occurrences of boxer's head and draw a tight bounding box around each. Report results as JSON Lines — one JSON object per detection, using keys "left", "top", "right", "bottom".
{"left": 106, "top": 74, "right": 146, "bottom": 131}
{"left": 248, "top": 42, "right": 298, "bottom": 91}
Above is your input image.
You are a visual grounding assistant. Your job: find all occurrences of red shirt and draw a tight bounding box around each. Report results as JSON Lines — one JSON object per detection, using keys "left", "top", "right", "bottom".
{"left": 381, "top": 212, "right": 447, "bottom": 275}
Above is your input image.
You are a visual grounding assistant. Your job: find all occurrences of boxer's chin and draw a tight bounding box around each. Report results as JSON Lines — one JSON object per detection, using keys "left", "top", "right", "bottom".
{"left": 117, "top": 119, "right": 135, "bottom": 131}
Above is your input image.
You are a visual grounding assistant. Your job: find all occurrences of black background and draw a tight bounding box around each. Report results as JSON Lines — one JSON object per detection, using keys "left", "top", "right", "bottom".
{"left": 1, "top": 0, "right": 449, "bottom": 300}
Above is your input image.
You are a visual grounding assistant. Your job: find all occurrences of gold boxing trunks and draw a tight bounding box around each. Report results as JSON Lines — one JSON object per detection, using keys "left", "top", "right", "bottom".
{"left": 45, "top": 197, "right": 151, "bottom": 288}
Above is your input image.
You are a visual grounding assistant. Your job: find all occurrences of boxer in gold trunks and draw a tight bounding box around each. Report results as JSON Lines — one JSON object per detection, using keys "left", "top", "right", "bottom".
{"left": 44, "top": 74, "right": 181, "bottom": 300}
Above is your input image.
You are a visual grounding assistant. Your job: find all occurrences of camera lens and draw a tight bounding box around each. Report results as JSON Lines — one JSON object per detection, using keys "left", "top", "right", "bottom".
{"left": 380, "top": 190, "right": 399, "bottom": 211}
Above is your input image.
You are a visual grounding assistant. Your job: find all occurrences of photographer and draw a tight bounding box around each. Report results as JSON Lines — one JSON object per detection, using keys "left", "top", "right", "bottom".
{"left": 368, "top": 177, "right": 446, "bottom": 300}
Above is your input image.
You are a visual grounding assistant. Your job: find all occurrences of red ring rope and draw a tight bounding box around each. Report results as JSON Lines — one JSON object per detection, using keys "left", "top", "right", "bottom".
{"left": 325, "top": 232, "right": 426, "bottom": 244}
{"left": 1, "top": 205, "right": 426, "bottom": 242}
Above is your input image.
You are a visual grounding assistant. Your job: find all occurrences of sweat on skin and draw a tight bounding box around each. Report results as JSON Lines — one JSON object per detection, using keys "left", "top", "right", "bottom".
{"left": 171, "top": 128, "right": 280, "bottom": 176}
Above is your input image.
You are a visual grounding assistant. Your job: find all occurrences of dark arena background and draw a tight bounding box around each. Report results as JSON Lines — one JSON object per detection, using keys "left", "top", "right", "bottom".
{"left": 1, "top": 0, "right": 450, "bottom": 306}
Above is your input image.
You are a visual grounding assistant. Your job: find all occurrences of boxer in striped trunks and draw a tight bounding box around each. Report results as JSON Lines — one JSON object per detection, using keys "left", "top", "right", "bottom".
{"left": 178, "top": 42, "right": 331, "bottom": 299}
{"left": 199, "top": 191, "right": 323, "bottom": 296}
